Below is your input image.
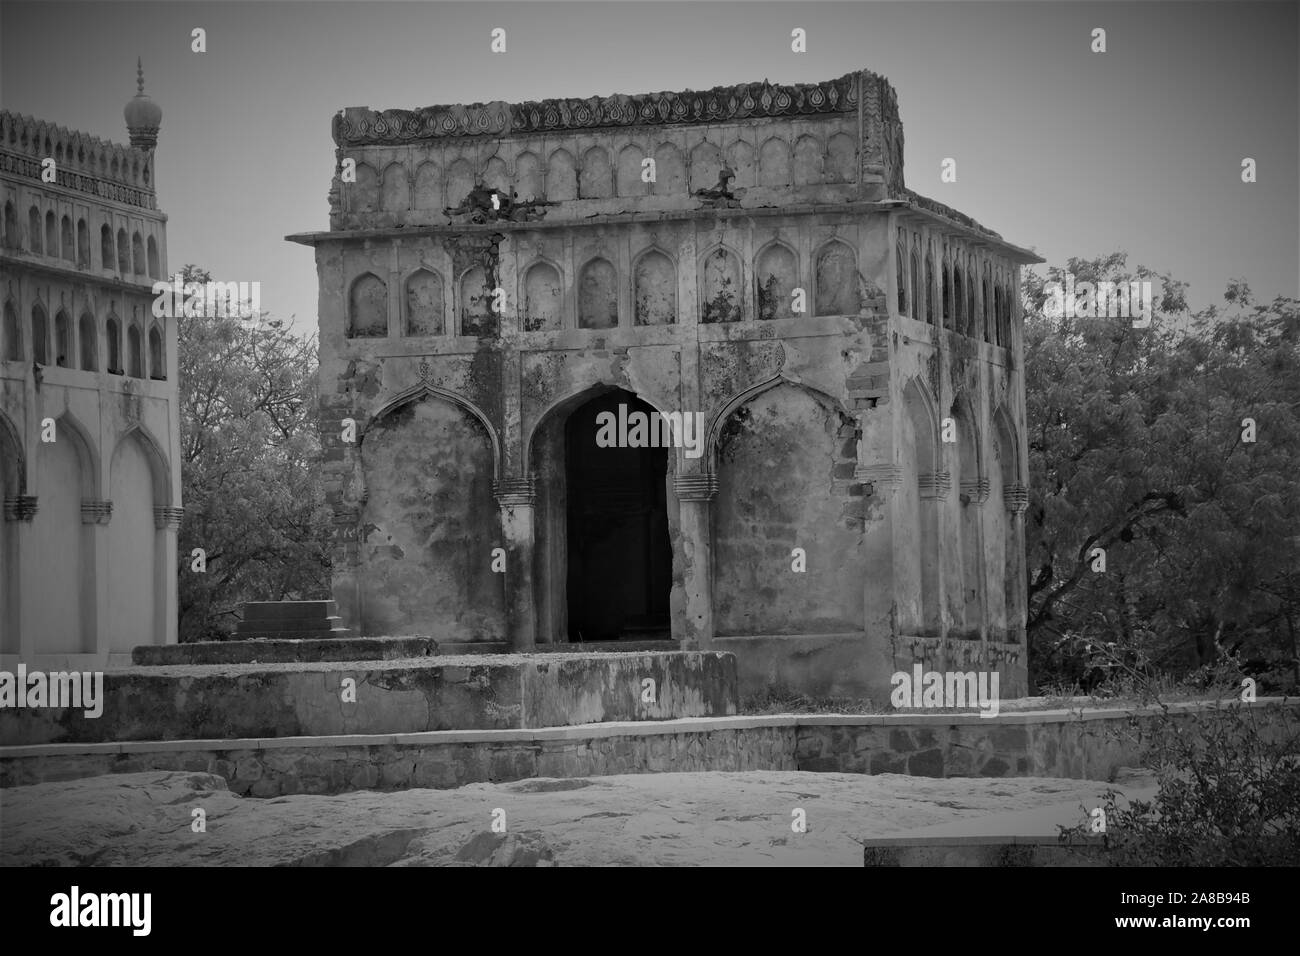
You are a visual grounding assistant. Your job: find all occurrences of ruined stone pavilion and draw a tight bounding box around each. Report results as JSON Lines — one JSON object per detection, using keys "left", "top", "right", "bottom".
{"left": 288, "top": 68, "right": 1041, "bottom": 701}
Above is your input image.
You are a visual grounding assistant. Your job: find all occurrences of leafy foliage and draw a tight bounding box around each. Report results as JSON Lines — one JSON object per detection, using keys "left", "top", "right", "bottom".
{"left": 1022, "top": 255, "right": 1300, "bottom": 692}
{"left": 176, "top": 265, "right": 331, "bottom": 640}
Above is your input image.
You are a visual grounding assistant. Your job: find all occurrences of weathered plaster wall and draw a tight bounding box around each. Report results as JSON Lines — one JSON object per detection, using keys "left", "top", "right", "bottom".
{"left": 713, "top": 383, "right": 864, "bottom": 635}
{"left": 358, "top": 395, "right": 505, "bottom": 640}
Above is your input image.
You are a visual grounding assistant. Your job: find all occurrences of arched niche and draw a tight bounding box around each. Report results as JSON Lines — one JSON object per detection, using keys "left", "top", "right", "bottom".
{"left": 616, "top": 145, "right": 645, "bottom": 197}
{"left": 413, "top": 161, "right": 442, "bottom": 210}
{"left": 381, "top": 162, "right": 410, "bottom": 212}
{"left": 825, "top": 133, "right": 857, "bottom": 183}
{"left": 689, "top": 141, "right": 724, "bottom": 193}
{"left": 725, "top": 140, "right": 756, "bottom": 187}
{"left": 754, "top": 241, "right": 798, "bottom": 320}
{"left": 813, "top": 240, "right": 860, "bottom": 317}
{"left": 579, "top": 147, "right": 612, "bottom": 199}
{"left": 348, "top": 273, "right": 388, "bottom": 338}
{"left": 578, "top": 257, "right": 618, "bottom": 329}
{"left": 699, "top": 245, "right": 742, "bottom": 324}
{"left": 758, "top": 137, "right": 790, "bottom": 187}
{"left": 651, "top": 143, "right": 684, "bottom": 195}
{"left": 793, "top": 134, "right": 824, "bottom": 184}
{"left": 404, "top": 268, "right": 445, "bottom": 336}
{"left": 633, "top": 249, "right": 676, "bottom": 326}
{"left": 351, "top": 163, "right": 379, "bottom": 214}
{"left": 522, "top": 261, "right": 563, "bottom": 331}
{"left": 546, "top": 149, "right": 577, "bottom": 201}
{"left": 459, "top": 266, "right": 496, "bottom": 337}
{"left": 483, "top": 156, "right": 510, "bottom": 194}
{"left": 446, "top": 158, "right": 475, "bottom": 208}
{"left": 514, "top": 151, "right": 542, "bottom": 201}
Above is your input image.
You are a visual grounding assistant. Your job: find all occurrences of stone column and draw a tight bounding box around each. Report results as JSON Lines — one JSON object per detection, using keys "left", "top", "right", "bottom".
{"left": 959, "top": 476, "right": 990, "bottom": 642}
{"left": 672, "top": 472, "right": 716, "bottom": 650}
{"left": 82, "top": 498, "right": 112, "bottom": 659}
{"left": 494, "top": 476, "right": 536, "bottom": 652}
{"left": 917, "top": 471, "right": 950, "bottom": 638}
{"left": 1003, "top": 481, "right": 1029, "bottom": 645}
{"left": 3, "top": 495, "right": 37, "bottom": 658}
{"left": 154, "top": 506, "right": 183, "bottom": 647}
{"left": 856, "top": 460, "right": 903, "bottom": 640}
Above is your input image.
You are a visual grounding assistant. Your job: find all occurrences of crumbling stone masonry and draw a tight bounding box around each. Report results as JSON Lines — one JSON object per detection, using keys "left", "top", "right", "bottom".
{"left": 288, "top": 68, "right": 1041, "bottom": 702}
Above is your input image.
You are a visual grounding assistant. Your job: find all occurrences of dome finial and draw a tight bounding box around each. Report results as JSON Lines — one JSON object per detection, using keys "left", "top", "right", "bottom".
{"left": 125, "top": 57, "right": 162, "bottom": 151}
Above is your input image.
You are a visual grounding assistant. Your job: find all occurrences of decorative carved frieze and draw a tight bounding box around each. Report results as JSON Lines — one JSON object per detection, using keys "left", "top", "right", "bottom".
{"left": 917, "top": 471, "right": 951, "bottom": 499}
{"left": 493, "top": 476, "right": 536, "bottom": 507}
{"left": 334, "top": 74, "right": 860, "bottom": 147}
{"left": 1003, "top": 482, "right": 1029, "bottom": 514}
{"left": 153, "top": 506, "right": 184, "bottom": 530}
{"left": 672, "top": 473, "right": 718, "bottom": 502}
{"left": 81, "top": 499, "right": 113, "bottom": 525}
{"left": 3, "top": 495, "right": 37, "bottom": 522}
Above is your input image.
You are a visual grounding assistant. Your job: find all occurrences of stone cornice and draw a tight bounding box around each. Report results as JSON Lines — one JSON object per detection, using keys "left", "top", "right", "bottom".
{"left": 335, "top": 74, "right": 861, "bottom": 147}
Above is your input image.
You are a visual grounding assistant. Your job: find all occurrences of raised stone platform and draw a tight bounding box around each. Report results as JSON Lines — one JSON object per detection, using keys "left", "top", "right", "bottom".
{"left": 0, "top": 651, "right": 737, "bottom": 746}
{"left": 133, "top": 636, "right": 440, "bottom": 666}
{"left": 236, "top": 600, "right": 351, "bottom": 641}
{"left": 5, "top": 701, "right": 1292, "bottom": 797}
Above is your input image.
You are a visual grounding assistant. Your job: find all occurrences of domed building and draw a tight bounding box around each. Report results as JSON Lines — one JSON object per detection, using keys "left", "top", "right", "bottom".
{"left": 0, "top": 61, "right": 181, "bottom": 668}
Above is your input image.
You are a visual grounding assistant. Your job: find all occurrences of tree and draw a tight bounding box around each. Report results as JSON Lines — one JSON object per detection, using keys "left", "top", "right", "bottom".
{"left": 1022, "top": 255, "right": 1300, "bottom": 692}
{"left": 177, "top": 265, "right": 332, "bottom": 640}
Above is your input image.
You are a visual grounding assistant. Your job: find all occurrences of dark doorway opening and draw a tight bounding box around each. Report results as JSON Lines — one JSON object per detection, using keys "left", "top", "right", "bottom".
{"left": 565, "top": 390, "right": 672, "bottom": 641}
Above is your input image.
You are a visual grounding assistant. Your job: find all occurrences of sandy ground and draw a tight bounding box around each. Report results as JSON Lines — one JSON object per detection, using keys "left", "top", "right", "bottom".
{"left": 0, "top": 768, "right": 1154, "bottom": 866}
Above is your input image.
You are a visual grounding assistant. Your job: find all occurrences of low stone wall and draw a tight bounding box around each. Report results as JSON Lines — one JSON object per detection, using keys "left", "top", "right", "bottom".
{"left": 133, "top": 636, "right": 441, "bottom": 666}
{"left": 0, "top": 651, "right": 737, "bottom": 746}
{"left": 4, "top": 700, "right": 1292, "bottom": 796}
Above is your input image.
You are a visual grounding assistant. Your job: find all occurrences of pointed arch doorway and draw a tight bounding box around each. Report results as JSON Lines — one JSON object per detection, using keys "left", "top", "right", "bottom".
{"left": 531, "top": 387, "right": 673, "bottom": 643}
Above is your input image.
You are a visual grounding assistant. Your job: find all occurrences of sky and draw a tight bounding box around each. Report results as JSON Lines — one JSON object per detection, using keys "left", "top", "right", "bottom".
{"left": 2, "top": 0, "right": 1296, "bottom": 335}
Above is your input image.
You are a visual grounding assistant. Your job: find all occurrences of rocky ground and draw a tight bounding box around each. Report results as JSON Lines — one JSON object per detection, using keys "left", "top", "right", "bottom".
{"left": 0, "top": 769, "right": 1153, "bottom": 866}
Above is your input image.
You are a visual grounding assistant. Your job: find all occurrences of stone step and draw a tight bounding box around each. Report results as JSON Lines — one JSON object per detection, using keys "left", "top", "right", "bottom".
{"left": 235, "top": 617, "right": 348, "bottom": 634}
{"left": 1, "top": 651, "right": 738, "bottom": 746}
{"left": 240, "top": 600, "right": 339, "bottom": 622}
{"left": 133, "top": 636, "right": 439, "bottom": 667}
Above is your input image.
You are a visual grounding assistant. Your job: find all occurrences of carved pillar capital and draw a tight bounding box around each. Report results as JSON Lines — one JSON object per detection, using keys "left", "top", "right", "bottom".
{"left": 917, "top": 471, "right": 951, "bottom": 500}
{"left": 959, "top": 477, "right": 990, "bottom": 505}
{"left": 493, "top": 476, "right": 536, "bottom": 507}
{"left": 153, "top": 505, "right": 184, "bottom": 530}
{"left": 1003, "top": 482, "right": 1029, "bottom": 514}
{"left": 3, "top": 495, "right": 37, "bottom": 522}
{"left": 81, "top": 498, "right": 113, "bottom": 525}
{"left": 672, "top": 473, "right": 718, "bottom": 502}
{"left": 857, "top": 463, "right": 899, "bottom": 496}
